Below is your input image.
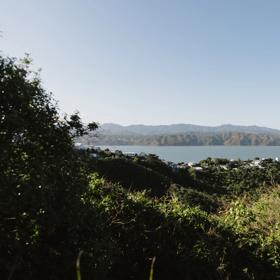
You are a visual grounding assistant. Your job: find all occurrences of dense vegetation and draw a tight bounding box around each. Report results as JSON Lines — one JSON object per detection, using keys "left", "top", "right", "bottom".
{"left": 1, "top": 55, "right": 280, "bottom": 279}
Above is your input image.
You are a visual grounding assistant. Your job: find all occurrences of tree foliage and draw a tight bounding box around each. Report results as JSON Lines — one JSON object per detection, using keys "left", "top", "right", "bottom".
{"left": 0, "top": 55, "right": 97, "bottom": 279}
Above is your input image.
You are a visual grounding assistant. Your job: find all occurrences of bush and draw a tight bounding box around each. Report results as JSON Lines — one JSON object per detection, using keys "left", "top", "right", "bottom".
{"left": 0, "top": 55, "right": 95, "bottom": 279}
{"left": 222, "top": 186, "right": 280, "bottom": 269}
{"left": 79, "top": 175, "right": 278, "bottom": 279}
{"left": 93, "top": 158, "right": 170, "bottom": 196}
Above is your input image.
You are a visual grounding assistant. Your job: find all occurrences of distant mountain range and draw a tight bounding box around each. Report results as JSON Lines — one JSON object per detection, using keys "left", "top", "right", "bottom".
{"left": 100, "top": 123, "right": 280, "bottom": 135}
{"left": 79, "top": 123, "right": 280, "bottom": 146}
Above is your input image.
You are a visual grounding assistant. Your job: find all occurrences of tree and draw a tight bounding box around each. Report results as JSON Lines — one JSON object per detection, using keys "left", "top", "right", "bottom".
{"left": 0, "top": 55, "right": 97, "bottom": 279}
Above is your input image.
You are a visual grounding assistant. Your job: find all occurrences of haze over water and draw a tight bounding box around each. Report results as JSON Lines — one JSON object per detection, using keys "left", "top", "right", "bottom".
{"left": 98, "top": 145, "right": 280, "bottom": 163}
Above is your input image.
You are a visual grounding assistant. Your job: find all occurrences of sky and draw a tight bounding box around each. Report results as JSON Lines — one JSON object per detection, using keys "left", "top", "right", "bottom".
{"left": 1, "top": 0, "right": 280, "bottom": 128}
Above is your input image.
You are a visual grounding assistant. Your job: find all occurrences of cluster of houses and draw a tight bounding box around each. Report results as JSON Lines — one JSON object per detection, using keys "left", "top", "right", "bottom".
{"left": 165, "top": 157, "right": 279, "bottom": 172}
{"left": 74, "top": 143, "right": 279, "bottom": 172}
{"left": 162, "top": 161, "right": 203, "bottom": 171}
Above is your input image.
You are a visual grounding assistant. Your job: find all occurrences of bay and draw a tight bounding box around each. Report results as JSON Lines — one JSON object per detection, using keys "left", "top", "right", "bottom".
{"left": 97, "top": 145, "right": 280, "bottom": 163}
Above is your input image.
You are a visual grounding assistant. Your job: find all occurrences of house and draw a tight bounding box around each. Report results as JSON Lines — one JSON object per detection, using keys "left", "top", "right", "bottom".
{"left": 193, "top": 166, "right": 203, "bottom": 171}
{"left": 124, "top": 152, "right": 136, "bottom": 157}
{"left": 220, "top": 165, "right": 228, "bottom": 170}
{"left": 74, "top": 142, "right": 83, "bottom": 149}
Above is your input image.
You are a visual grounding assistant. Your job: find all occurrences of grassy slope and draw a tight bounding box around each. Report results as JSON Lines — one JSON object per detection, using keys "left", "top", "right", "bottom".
{"left": 85, "top": 154, "right": 280, "bottom": 279}
{"left": 81, "top": 173, "right": 279, "bottom": 279}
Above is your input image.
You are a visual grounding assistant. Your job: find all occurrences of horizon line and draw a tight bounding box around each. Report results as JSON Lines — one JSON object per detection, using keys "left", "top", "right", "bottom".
{"left": 98, "top": 122, "right": 280, "bottom": 130}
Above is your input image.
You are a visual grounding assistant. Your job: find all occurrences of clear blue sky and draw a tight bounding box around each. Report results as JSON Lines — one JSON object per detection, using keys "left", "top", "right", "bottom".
{"left": 1, "top": 0, "right": 280, "bottom": 128}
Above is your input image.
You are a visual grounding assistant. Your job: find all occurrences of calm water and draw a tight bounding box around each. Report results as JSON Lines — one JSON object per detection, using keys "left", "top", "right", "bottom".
{"left": 98, "top": 145, "right": 280, "bottom": 163}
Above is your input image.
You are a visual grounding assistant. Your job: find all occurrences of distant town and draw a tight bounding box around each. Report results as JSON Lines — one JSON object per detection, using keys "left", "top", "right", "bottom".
{"left": 75, "top": 143, "right": 279, "bottom": 171}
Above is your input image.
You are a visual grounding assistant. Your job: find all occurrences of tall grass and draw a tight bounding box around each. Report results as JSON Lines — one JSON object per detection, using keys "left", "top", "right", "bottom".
{"left": 76, "top": 251, "right": 84, "bottom": 280}
{"left": 149, "top": 257, "right": 156, "bottom": 280}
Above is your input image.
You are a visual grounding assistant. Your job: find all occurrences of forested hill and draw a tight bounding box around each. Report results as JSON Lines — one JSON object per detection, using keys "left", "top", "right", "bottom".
{"left": 100, "top": 123, "right": 280, "bottom": 136}
{"left": 78, "top": 123, "right": 280, "bottom": 146}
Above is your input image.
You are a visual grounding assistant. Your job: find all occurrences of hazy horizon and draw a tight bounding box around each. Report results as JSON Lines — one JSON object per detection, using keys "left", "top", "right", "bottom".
{"left": 100, "top": 122, "right": 280, "bottom": 130}
{"left": 1, "top": 0, "right": 280, "bottom": 129}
